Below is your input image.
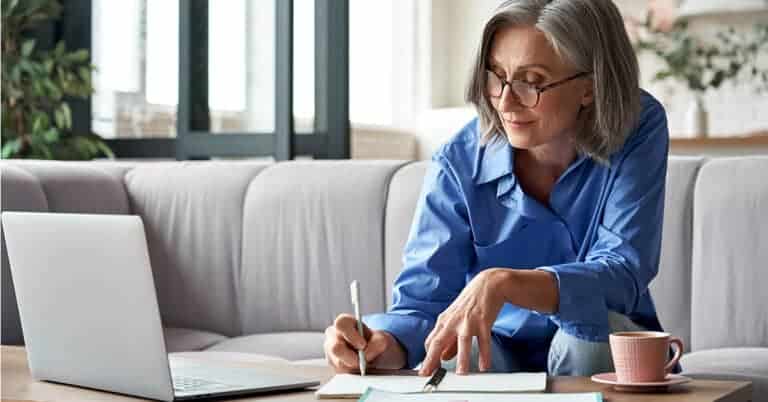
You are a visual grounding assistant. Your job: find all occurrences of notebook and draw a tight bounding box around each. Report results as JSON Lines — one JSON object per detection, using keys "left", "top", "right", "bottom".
{"left": 315, "top": 371, "right": 547, "bottom": 399}
{"left": 359, "top": 388, "right": 602, "bottom": 402}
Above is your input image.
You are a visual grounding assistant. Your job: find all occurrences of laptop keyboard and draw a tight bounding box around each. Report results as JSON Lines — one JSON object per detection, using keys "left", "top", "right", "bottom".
{"left": 172, "top": 376, "right": 234, "bottom": 393}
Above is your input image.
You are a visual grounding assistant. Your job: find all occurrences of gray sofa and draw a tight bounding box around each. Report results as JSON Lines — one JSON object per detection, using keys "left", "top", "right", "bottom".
{"left": 1, "top": 157, "right": 766, "bottom": 398}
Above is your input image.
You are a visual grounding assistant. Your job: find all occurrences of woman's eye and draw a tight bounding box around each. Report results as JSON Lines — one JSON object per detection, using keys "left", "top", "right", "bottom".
{"left": 525, "top": 72, "right": 543, "bottom": 83}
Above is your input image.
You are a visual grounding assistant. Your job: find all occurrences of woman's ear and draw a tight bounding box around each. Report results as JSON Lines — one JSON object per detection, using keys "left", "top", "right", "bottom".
{"left": 580, "top": 78, "right": 595, "bottom": 107}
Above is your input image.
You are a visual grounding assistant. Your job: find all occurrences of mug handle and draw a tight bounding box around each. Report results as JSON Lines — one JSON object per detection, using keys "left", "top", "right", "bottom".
{"left": 664, "top": 336, "right": 684, "bottom": 374}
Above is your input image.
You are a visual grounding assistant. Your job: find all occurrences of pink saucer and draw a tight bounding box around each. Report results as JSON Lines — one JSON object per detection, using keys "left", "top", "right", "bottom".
{"left": 591, "top": 372, "right": 692, "bottom": 392}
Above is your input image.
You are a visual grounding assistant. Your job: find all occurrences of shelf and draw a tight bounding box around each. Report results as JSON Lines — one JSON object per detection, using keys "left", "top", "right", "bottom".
{"left": 670, "top": 132, "right": 768, "bottom": 147}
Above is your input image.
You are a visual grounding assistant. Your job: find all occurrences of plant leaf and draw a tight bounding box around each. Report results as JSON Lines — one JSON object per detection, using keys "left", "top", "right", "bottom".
{"left": 21, "top": 39, "right": 36, "bottom": 57}
{"left": 61, "top": 103, "right": 72, "bottom": 128}
{"left": 43, "top": 127, "right": 60, "bottom": 143}
{"left": 54, "top": 108, "right": 65, "bottom": 129}
{"left": 1, "top": 138, "right": 23, "bottom": 158}
{"left": 95, "top": 140, "right": 115, "bottom": 159}
{"left": 68, "top": 49, "right": 89, "bottom": 62}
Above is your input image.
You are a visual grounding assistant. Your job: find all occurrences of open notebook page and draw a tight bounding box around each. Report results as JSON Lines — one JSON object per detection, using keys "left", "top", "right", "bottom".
{"left": 360, "top": 388, "right": 601, "bottom": 402}
{"left": 316, "top": 372, "right": 546, "bottom": 399}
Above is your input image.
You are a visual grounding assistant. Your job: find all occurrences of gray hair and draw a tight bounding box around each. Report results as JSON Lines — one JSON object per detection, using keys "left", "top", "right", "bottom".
{"left": 466, "top": 0, "right": 641, "bottom": 163}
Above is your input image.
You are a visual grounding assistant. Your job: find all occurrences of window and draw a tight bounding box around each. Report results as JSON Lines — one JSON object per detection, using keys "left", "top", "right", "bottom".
{"left": 87, "top": 0, "right": 350, "bottom": 159}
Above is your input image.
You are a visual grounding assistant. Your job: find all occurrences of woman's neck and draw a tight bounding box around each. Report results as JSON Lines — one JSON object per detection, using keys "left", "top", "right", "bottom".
{"left": 516, "top": 137, "right": 577, "bottom": 181}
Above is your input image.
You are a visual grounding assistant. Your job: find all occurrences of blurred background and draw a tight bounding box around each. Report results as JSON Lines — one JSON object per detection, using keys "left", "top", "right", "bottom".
{"left": 2, "top": 0, "right": 767, "bottom": 161}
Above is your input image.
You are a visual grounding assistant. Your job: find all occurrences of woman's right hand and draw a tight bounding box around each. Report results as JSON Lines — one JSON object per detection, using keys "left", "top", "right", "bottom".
{"left": 324, "top": 314, "right": 407, "bottom": 373}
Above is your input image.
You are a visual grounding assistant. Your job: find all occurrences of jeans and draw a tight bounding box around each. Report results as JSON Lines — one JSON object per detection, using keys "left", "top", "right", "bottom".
{"left": 440, "top": 312, "right": 646, "bottom": 376}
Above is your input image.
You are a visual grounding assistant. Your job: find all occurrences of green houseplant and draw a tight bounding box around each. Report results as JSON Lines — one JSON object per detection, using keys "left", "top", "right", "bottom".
{"left": 634, "top": 18, "right": 768, "bottom": 94}
{"left": 630, "top": 11, "right": 768, "bottom": 137}
{"left": 2, "top": 0, "right": 113, "bottom": 159}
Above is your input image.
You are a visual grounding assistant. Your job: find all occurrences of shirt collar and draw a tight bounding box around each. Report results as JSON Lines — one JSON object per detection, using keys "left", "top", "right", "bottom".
{"left": 473, "top": 137, "right": 515, "bottom": 185}
{"left": 473, "top": 137, "right": 591, "bottom": 186}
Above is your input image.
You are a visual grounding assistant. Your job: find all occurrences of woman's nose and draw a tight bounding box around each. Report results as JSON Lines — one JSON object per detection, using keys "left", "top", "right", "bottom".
{"left": 497, "top": 85, "right": 526, "bottom": 112}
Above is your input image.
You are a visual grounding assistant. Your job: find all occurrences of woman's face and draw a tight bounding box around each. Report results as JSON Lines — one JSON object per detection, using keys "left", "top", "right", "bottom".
{"left": 487, "top": 25, "right": 593, "bottom": 150}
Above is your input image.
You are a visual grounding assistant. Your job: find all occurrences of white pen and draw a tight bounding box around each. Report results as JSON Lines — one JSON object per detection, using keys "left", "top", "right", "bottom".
{"left": 349, "top": 280, "right": 367, "bottom": 376}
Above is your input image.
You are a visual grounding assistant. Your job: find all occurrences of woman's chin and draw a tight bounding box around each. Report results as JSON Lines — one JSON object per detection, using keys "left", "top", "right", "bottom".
{"left": 504, "top": 130, "right": 541, "bottom": 149}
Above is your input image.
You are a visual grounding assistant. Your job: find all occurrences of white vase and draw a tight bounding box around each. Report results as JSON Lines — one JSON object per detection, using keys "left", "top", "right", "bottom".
{"left": 685, "top": 95, "right": 708, "bottom": 138}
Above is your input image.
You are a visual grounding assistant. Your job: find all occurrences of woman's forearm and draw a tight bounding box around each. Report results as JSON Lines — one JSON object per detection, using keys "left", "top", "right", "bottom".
{"left": 490, "top": 268, "right": 559, "bottom": 314}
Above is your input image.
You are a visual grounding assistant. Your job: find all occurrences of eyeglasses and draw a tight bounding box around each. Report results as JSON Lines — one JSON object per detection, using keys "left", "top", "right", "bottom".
{"left": 485, "top": 70, "right": 592, "bottom": 108}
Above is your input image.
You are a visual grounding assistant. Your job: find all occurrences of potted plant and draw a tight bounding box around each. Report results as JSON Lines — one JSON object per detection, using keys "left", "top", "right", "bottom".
{"left": 2, "top": 0, "right": 113, "bottom": 159}
{"left": 629, "top": 10, "right": 768, "bottom": 137}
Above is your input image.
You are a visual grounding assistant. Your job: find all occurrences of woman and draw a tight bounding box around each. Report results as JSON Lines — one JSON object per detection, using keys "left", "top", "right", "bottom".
{"left": 325, "top": 0, "right": 670, "bottom": 376}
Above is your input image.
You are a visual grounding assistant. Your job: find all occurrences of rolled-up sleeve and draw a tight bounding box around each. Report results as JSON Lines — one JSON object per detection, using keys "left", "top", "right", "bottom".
{"left": 537, "top": 100, "right": 670, "bottom": 341}
{"left": 364, "top": 152, "right": 474, "bottom": 369}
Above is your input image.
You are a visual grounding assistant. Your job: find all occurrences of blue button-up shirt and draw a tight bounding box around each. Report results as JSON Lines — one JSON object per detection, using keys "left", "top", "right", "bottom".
{"left": 364, "top": 91, "right": 670, "bottom": 370}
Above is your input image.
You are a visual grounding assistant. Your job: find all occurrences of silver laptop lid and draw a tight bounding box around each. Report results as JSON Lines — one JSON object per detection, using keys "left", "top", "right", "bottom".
{"left": 2, "top": 212, "right": 175, "bottom": 401}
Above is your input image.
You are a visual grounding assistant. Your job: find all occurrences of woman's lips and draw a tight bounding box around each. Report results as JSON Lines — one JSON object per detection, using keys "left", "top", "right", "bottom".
{"left": 505, "top": 119, "right": 535, "bottom": 128}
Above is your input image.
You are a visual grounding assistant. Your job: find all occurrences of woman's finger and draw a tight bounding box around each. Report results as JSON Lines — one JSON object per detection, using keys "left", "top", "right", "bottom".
{"left": 456, "top": 334, "right": 473, "bottom": 375}
{"left": 334, "top": 357, "right": 359, "bottom": 374}
{"left": 331, "top": 336, "right": 362, "bottom": 368}
{"left": 424, "top": 320, "right": 444, "bottom": 352}
{"left": 477, "top": 331, "right": 492, "bottom": 372}
{"left": 419, "top": 334, "right": 448, "bottom": 376}
{"left": 363, "top": 332, "right": 388, "bottom": 362}
{"left": 335, "top": 315, "right": 367, "bottom": 350}
{"left": 440, "top": 338, "right": 457, "bottom": 361}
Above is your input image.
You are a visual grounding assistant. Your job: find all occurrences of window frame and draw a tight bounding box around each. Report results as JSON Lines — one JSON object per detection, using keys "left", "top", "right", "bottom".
{"left": 64, "top": 0, "right": 349, "bottom": 160}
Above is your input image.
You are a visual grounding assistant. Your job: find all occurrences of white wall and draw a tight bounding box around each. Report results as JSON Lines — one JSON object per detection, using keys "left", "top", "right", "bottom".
{"left": 410, "top": 0, "right": 768, "bottom": 160}
{"left": 430, "top": 0, "right": 499, "bottom": 108}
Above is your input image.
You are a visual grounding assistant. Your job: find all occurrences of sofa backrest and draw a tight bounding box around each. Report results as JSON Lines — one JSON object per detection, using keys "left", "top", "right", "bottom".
{"left": 384, "top": 161, "right": 430, "bottom": 307}
{"left": 3, "top": 156, "right": 766, "bottom": 352}
{"left": 690, "top": 157, "right": 768, "bottom": 351}
{"left": 123, "top": 162, "right": 270, "bottom": 336}
{"left": 239, "top": 160, "right": 406, "bottom": 333}
{"left": 1, "top": 159, "right": 406, "bottom": 342}
{"left": 651, "top": 157, "right": 703, "bottom": 349}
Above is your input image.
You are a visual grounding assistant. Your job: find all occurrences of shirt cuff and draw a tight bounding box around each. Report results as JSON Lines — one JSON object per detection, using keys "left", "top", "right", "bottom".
{"left": 536, "top": 264, "right": 611, "bottom": 342}
{"left": 363, "top": 312, "right": 433, "bottom": 369}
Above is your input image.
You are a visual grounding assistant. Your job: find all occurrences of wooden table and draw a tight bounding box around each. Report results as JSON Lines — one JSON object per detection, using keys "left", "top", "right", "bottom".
{"left": 1, "top": 346, "right": 752, "bottom": 402}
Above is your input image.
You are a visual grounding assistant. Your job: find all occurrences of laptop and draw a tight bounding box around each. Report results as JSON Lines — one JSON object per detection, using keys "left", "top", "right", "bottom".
{"left": 1, "top": 211, "right": 320, "bottom": 401}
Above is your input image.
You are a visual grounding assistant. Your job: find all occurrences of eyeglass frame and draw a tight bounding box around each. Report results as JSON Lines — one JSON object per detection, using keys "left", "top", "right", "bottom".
{"left": 485, "top": 69, "right": 593, "bottom": 108}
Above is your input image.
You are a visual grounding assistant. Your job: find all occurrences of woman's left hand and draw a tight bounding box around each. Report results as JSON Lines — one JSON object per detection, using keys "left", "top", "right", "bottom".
{"left": 419, "top": 268, "right": 511, "bottom": 376}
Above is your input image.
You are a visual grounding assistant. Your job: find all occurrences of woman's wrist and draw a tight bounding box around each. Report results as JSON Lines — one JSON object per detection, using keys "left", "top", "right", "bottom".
{"left": 488, "top": 268, "right": 520, "bottom": 305}
{"left": 489, "top": 268, "right": 559, "bottom": 314}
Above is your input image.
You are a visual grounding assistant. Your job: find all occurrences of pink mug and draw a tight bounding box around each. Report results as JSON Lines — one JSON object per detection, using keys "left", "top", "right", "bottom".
{"left": 609, "top": 331, "right": 683, "bottom": 383}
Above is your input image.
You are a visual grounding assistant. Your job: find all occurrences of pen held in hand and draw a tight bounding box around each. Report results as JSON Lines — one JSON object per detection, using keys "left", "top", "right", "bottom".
{"left": 350, "top": 280, "right": 367, "bottom": 376}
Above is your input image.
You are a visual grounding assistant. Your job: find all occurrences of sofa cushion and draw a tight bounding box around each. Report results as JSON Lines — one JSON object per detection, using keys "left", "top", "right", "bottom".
{"left": 1, "top": 164, "right": 50, "bottom": 345}
{"left": 205, "top": 331, "right": 325, "bottom": 361}
{"left": 9, "top": 161, "right": 131, "bottom": 214}
{"left": 125, "top": 162, "right": 271, "bottom": 337}
{"left": 163, "top": 327, "right": 229, "bottom": 353}
{"left": 691, "top": 157, "right": 768, "bottom": 351}
{"left": 239, "top": 160, "right": 407, "bottom": 333}
{"left": 383, "top": 161, "right": 430, "bottom": 308}
{"left": 681, "top": 347, "right": 768, "bottom": 400}
{"left": 650, "top": 156, "right": 703, "bottom": 348}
